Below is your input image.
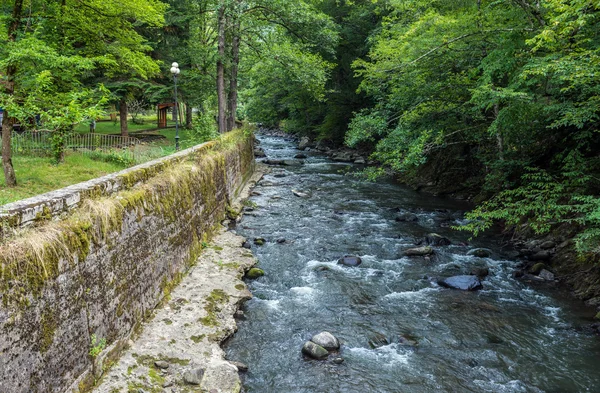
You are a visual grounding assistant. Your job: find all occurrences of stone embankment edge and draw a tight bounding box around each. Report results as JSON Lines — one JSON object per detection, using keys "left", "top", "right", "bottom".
{"left": 0, "top": 141, "right": 216, "bottom": 240}
{"left": 84, "top": 165, "right": 267, "bottom": 393}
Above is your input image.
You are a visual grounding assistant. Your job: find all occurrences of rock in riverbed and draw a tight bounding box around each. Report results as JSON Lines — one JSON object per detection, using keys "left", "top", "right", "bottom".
{"left": 405, "top": 246, "right": 434, "bottom": 257}
{"left": 467, "top": 248, "right": 492, "bottom": 258}
{"left": 292, "top": 189, "right": 311, "bottom": 198}
{"left": 425, "top": 233, "right": 451, "bottom": 246}
{"left": 302, "top": 332, "right": 341, "bottom": 360}
{"left": 338, "top": 256, "right": 362, "bottom": 267}
{"left": 438, "top": 275, "right": 483, "bottom": 291}
{"left": 246, "top": 268, "right": 265, "bottom": 279}
{"left": 311, "top": 332, "right": 340, "bottom": 350}
{"left": 302, "top": 341, "right": 329, "bottom": 360}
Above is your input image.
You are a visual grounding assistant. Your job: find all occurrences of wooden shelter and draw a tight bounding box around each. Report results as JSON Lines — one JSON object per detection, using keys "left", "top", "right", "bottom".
{"left": 157, "top": 103, "right": 178, "bottom": 128}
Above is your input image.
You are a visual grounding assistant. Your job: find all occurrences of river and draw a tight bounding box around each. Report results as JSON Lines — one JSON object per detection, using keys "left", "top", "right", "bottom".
{"left": 224, "top": 134, "right": 600, "bottom": 393}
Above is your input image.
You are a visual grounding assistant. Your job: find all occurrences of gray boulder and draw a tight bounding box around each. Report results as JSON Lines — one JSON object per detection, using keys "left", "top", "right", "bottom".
{"left": 337, "top": 256, "right": 362, "bottom": 267}
{"left": 467, "top": 248, "right": 492, "bottom": 258}
{"left": 538, "top": 269, "right": 555, "bottom": 281}
{"left": 302, "top": 341, "right": 329, "bottom": 360}
{"left": 404, "top": 246, "right": 434, "bottom": 257}
{"left": 183, "top": 368, "right": 205, "bottom": 385}
{"left": 311, "top": 332, "right": 340, "bottom": 351}
{"left": 298, "top": 136, "right": 311, "bottom": 150}
{"left": 438, "top": 275, "right": 483, "bottom": 291}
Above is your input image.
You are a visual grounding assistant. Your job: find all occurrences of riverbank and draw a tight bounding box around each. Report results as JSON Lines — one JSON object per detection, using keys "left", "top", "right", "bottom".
{"left": 89, "top": 165, "right": 266, "bottom": 393}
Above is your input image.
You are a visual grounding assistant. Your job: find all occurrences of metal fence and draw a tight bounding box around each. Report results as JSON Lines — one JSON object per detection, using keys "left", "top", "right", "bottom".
{"left": 8, "top": 131, "right": 142, "bottom": 163}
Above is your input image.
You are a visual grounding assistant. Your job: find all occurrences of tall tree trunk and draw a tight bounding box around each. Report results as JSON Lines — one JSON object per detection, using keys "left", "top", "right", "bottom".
{"left": 2, "top": 0, "right": 24, "bottom": 187}
{"left": 186, "top": 104, "right": 193, "bottom": 129}
{"left": 227, "top": 17, "right": 240, "bottom": 131}
{"left": 494, "top": 103, "right": 504, "bottom": 161}
{"left": 119, "top": 99, "right": 129, "bottom": 137}
{"left": 216, "top": 5, "right": 227, "bottom": 134}
{"left": 2, "top": 109, "right": 17, "bottom": 187}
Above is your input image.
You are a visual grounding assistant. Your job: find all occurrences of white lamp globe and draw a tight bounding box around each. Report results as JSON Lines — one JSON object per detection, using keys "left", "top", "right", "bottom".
{"left": 170, "top": 66, "right": 178, "bottom": 74}
{"left": 172, "top": 62, "right": 179, "bottom": 68}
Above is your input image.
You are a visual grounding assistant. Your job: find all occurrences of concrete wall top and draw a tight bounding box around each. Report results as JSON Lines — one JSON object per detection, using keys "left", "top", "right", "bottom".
{"left": 0, "top": 141, "right": 215, "bottom": 237}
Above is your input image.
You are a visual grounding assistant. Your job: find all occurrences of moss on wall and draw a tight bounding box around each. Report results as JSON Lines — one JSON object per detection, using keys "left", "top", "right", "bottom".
{"left": 0, "top": 129, "right": 255, "bottom": 393}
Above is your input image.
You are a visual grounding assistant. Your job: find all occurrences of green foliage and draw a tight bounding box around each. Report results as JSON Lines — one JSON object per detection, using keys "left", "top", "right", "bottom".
{"left": 89, "top": 334, "right": 107, "bottom": 359}
{"left": 186, "top": 110, "right": 219, "bottom": 146}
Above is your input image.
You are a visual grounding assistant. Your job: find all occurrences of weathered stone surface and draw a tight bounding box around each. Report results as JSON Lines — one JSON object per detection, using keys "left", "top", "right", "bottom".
{"left": 154, "top": 360, "right": 170, "bottom": 369}
{"left": 302, "top": 341, "right": 329, "bottom": 359}
{"left": 298, "top": 136, "right": 311, "bottom": 150}
{"left": 0, "top": 134, "right": 258, "bottom": 393}
{"left": 311, "top": 332, "right": 340, "bottom": 350}
{"left": 538, "top": 269, "right": 555, "bottom": 281}
{"left": 294, "top": 153, "right": 308, "bottom": 159}
{"left": 467, "top": 248, "right": 492, "bottom": 258}
{"left": 89, "top": 229, "right": 257, "bottom": 393}
{"left": 438, "top": 275, "right": 483, "bottom": 291}
{"left": 184, "top": 368, "right": 205, "bottom": 385}
{"left": 0, "top": 140, "right": 223, "bottom": 239}
{"left": 405, "top": 246, "right": 434, "bottom": 256}
{"left": 230, "top": 361, "right": 249, "bottom": 372}
{"left": 337, "top": 256, "right": 362, "bottom": 267}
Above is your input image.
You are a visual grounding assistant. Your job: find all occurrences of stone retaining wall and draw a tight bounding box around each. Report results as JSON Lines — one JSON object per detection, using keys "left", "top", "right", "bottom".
{"left": 0, "top": 130, "right": 255, "bottom": 393}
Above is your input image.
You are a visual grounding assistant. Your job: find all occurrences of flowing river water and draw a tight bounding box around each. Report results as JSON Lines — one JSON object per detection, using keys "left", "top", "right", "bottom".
{"left": 224, "top": 135, "right": 600, "bottom": 393}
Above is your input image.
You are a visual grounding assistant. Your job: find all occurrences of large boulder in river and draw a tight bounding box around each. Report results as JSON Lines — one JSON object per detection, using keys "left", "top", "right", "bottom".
{"left": 311, "top": 332, "right": 340, "bottom": 351}
{"left": 467, "top": 248, "right": 492, "bottom": 258}
{"left": 301, "top": 341, "right": 329, "bottom": 360}
{"left": 425, "top": 233, "right": 451, "bottom": 246}
{"left": 404, "top": 246, "right": 434, "bottom": 257}
{"left": 298, "top": 137, "right": 311, "bottom": 150}
{"left": 338, "top": 256, "right": 362, "bottom": 267}
{"left": 438, "top": 275, "right": 483, "bottom": 291}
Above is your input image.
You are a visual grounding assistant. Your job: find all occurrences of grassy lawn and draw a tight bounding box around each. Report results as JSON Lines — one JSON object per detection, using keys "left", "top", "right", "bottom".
{"left": 0, "top": 154, "right": 129, "bottom": 206}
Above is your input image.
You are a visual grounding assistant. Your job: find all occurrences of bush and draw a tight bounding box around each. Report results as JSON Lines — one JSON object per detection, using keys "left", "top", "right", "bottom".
{"left": 186, "top": 111, "right": 218, "bottom": 145}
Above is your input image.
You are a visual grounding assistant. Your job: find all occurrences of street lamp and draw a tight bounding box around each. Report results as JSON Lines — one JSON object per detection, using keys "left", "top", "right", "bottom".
{"left": 170, "top": 62, "right": 181, "bottom": 150}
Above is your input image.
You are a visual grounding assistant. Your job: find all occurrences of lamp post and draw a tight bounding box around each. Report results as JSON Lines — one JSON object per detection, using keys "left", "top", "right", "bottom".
{"left": 170, "top": 62, "right": 181, "bottom": 150}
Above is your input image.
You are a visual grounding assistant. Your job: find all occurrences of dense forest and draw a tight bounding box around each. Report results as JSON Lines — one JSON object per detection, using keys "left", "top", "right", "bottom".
{"left": 1, "top": 0, "right": 600, "bottom": 257}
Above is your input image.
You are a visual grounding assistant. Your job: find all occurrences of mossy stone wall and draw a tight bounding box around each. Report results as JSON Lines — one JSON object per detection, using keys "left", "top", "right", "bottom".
{"left": 0, "top": 130, "right": 255, "bottom": 393}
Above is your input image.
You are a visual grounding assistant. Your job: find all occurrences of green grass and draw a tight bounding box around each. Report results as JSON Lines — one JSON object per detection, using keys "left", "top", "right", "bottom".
{"left": 74, "top": 120, "right": 169, "bottom": 135}
{"left": 0, "top": 154, "right": 129, "bottom": 206}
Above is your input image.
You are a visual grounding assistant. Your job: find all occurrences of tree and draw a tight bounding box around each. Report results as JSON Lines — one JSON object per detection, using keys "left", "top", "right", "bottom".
{"left": 0, "top": 0, "right": 166, "bottom": 183}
